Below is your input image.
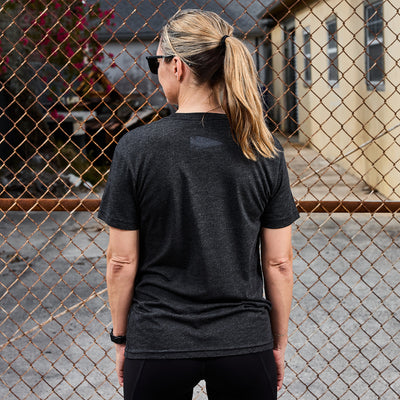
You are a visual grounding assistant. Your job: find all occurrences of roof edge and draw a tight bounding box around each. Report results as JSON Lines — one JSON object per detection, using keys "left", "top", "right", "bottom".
{"left": 260, "top": 0, "right": 315, "bottom": 21}
{"left": 97, "top": 28, "right": 264, "bottom": 43}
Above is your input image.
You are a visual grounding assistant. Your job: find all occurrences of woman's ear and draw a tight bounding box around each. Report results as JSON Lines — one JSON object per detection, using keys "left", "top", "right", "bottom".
{"left": 174, "top": 57, "right": 185, "bottom": 82}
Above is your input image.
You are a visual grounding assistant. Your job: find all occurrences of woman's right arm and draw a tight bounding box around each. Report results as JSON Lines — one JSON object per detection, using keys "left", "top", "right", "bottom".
{"left": 260, "top": 225, "right": 294, "bottom": 391}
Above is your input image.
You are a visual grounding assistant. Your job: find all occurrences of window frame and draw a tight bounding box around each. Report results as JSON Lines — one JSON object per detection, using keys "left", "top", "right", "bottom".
{"left": 303, "top": 27, "right": 312, "bottom": 87}
{"left": 364, "top": 0, "right": 385, "bottom": 90}
{"left": 326, "top": 16, "right": 339, "bottom": 87}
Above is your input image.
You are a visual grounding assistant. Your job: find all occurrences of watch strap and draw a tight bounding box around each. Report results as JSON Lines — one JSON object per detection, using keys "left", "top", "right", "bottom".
{"left": 110, "top": 328, "right": 126, "bottom": 344}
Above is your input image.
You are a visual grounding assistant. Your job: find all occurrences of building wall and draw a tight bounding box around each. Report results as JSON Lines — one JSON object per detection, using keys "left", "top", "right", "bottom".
{"left": 270, "top": 0, "right": 400, "bottom": 199}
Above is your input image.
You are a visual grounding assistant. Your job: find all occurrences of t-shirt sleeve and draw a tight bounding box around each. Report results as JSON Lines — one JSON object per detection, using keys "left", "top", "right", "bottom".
{"left": 97, "top": 141, "right": 140, "bottom": 230}
{"left": 260, "top": 147, "right": 299, "bottom": 229}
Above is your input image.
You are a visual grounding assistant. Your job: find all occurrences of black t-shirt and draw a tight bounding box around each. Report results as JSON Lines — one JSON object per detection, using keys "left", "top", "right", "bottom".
{"left": 98, "top": 112, "right": 299, "bottom": 359}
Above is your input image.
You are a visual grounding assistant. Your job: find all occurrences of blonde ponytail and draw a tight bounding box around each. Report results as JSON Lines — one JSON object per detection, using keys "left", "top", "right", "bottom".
{"left": 161, "top": 9, "right": 277, "bottom": 160}
{"left": 222, "top": 37, "right": 277, "bottom": 160}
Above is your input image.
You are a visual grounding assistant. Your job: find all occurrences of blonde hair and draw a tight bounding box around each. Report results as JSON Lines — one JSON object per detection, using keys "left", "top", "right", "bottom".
{"left": 160, "top": 9, "right": 277, "bottom": 160}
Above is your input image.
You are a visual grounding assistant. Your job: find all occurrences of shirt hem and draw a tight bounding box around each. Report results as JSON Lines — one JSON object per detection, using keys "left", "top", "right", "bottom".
{"left": 125, "top": 342, "right": 273, "bottom": 360}
{"left": 97, "top": 210, "right": 139, "bottom": 230}
{"left": 261, "top": 210, "right": 300, "bottom": 229}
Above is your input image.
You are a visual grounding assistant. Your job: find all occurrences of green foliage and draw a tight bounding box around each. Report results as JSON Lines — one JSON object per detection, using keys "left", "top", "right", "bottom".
{"left": 57, "top": 140, "right": 108, "bottom": 186}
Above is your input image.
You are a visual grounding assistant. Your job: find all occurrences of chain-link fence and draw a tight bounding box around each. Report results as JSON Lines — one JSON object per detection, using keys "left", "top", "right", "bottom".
{"left": 0, "top": 0, "right": 399, "bottom": 399}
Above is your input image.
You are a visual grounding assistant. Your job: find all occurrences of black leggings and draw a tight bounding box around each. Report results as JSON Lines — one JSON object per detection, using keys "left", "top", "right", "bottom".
{"left": 124, "top": 349, "right": 277, "bottom": 400}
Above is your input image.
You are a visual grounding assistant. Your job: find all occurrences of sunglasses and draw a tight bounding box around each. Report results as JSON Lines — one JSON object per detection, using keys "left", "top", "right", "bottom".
{"left": 146, "top": 55, "right": 174, "bottom": 74}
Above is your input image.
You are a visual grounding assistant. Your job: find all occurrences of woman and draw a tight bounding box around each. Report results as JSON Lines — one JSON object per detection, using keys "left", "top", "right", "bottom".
{"left": 98, "top": 9, "right": 299, "bottom": 400}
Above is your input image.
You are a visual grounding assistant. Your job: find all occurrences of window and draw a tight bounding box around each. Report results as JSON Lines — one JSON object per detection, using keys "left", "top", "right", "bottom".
{"left": 303, "top": 27, "right": 312, "bottom": 86}
{"left": 365, "top": 0, "right": 384, "bottom": 89}
{"left": 326, "top": 17, "right": 338, "bottom": 86}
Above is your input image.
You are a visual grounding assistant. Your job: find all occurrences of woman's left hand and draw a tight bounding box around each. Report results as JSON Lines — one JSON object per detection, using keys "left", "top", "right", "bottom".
{"left": 115, "top": 343, "right": 126, "bottom": 386}
{"left": 273, "top": 347, "right": 286, "bottom": 391}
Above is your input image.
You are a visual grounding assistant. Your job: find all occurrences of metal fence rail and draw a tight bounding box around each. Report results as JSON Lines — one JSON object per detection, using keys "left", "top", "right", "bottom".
{"left": 1, "top": 0, "right": 399, "bottom": 399}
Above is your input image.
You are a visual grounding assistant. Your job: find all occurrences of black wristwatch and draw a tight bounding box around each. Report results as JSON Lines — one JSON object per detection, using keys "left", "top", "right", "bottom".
{"left": 110, "top": 328, "right": 126, "bottom": 344}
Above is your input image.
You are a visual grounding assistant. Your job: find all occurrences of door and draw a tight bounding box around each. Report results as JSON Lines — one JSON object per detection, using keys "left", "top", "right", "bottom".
{"left": 283, "top": 21, "right": 299, "bottom": 137}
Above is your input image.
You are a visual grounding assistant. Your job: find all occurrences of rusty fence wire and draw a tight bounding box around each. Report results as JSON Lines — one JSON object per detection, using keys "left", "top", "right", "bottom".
{"left": 0, "top": 0, "right": 399, "bottom": 399}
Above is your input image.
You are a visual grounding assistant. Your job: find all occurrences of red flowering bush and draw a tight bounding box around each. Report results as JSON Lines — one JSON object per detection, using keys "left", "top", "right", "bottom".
{"left": 0, "top": 0, "right": 115, "bottom": 120}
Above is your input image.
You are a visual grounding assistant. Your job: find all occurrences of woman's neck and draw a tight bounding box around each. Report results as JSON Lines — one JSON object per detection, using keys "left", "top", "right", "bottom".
{"left": 176, "top": 83, "right": 224, "bottom": 114}
{"left": 176, "top": 104, "right": 224, "bottom": 114}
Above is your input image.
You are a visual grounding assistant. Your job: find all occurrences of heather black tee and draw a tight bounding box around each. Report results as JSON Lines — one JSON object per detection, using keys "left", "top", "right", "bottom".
{"left": 98, "top": 112, "right": 299, "bottom": 359}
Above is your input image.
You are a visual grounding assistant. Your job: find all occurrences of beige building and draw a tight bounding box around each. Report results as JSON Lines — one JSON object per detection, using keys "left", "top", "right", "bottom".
{"left": 262, "top": 0, "right": 400, "bottom": 200}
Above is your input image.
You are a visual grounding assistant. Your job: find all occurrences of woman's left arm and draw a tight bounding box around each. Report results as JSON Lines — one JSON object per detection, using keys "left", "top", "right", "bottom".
{"left": 106, "top": 227, "right": 139, "bottom": 385}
